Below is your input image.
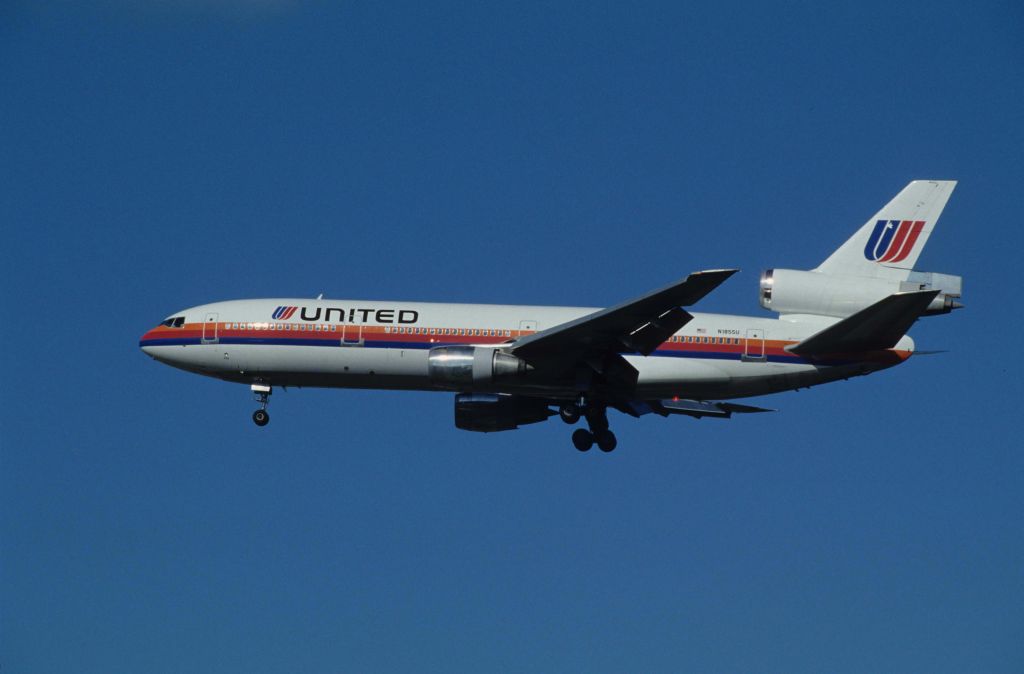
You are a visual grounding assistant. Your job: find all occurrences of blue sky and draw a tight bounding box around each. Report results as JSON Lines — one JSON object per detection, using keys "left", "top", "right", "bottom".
{"left": 2, "top": 2, "right": 1022, "bottom": 672}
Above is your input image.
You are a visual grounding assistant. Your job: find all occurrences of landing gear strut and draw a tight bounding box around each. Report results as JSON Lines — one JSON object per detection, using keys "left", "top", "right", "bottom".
{"left": 252, "top": 383, "right": 271, "bottom": 426}
{"left": 565, "top": 400, "right": 617, "bottom": 452}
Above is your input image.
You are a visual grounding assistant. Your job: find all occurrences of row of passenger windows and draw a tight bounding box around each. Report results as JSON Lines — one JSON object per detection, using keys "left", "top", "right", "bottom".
{"left": 221, "top": 322, "right": 512, "bottom": 337}
{"left": 213, "top": 322, "right": 743, "bottom": 343}
{"left": 384, "top": 326, "right": 511, "bottom": 337}
{"left": 226, "top": 322, "right": 338, "bottom": 332}
{"left": 668, "top": 335, "right": 743, "bottom": 345}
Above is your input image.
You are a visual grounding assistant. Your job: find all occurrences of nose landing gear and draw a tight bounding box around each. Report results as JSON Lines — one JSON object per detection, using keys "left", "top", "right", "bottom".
{"left": 252, "top": 383, "right": 271, "bottom": 426}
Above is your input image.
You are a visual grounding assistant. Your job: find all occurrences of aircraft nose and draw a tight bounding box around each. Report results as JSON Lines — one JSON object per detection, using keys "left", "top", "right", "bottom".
{"left": 139, "top": 328, "right": 158, "bottom": 356}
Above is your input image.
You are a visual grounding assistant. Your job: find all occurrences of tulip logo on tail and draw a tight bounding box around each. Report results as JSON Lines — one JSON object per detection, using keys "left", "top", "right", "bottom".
{"left": 864, "top": 219, "right": 925, "bottom": 263}
{"left": 272, "top": 306, "right": 298, "bottom": 320}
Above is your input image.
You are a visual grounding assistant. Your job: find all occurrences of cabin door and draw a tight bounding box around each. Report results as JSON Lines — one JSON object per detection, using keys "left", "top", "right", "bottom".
{"left": 743, "top": 328, "right": 765, "bottom": 361}
{"left": 341, "top": 324, "right": 364, "bottom": 347}
{"left": 202, "top": 312, "right": 219, "bottom": 344}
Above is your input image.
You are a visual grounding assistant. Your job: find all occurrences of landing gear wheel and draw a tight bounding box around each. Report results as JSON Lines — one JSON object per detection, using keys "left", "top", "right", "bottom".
{"left": 252, "top": 409, "right": 270, "bottom": 426}
{"left": 595, "top": 430, "right": 617, "bottom": 452}
{"left": 560, "top": 404, "right": 581, "bottom": 425}
{"left": 572, "top": 428, "right": 594, "bottom": 452}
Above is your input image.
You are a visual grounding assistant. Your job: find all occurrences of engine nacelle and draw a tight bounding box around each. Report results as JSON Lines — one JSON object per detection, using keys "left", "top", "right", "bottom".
{"left": 454, "top": 393, "right": 554, "bottom": 432}
{"left": 759, "top": 268, "right": 963, "bottom": 318}
{"left": 427, "top": 345, "right": 532, "bottom": 388}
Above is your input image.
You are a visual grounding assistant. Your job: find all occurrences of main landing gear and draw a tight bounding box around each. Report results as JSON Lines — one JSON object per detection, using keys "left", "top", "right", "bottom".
{"left": 252, "top": 383, "right": 271, "bottom": 426}
{"left": 560, "top": 400, "right": 617, "bottom": 452}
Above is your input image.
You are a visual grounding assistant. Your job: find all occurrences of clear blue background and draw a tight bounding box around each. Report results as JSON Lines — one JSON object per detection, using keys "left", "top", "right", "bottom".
{"left": 3, "top": 2, "right": 1022, "bottom": 672}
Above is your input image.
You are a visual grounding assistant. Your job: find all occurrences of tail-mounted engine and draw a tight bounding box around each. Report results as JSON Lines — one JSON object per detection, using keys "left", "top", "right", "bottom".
{"left": 428, "top": 346, "right": 532, "bottom": 389}
{"left": 759, "top": 268, "right": 963, "bottom": 318}
{"left": 454, "top": 393, "right": 554, "bottom": 432}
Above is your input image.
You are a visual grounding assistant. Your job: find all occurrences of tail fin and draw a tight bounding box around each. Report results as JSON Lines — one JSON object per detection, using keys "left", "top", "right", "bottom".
{"left": 815, "top": 180, "right": 957, "bottom": 280}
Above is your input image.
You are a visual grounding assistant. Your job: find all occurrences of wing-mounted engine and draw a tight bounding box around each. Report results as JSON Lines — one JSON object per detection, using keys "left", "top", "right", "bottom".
{"left": 428, "top": 346, "right": 533, "bottom": 389}
{"left": 454, "top": 393, "right": 554, "bottom": 432}
{"left": 759, "top": 268, "right": 962, "bottom": 318}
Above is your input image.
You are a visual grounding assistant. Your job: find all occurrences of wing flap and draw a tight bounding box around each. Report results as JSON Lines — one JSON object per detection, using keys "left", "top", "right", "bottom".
{"left": 787, "top": 290, "right": 939, "bottom": 356}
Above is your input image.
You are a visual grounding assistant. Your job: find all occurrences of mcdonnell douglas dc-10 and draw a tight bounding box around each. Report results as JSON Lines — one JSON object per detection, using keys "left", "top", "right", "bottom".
{"left": 140, "top": 180, "right": 962, "bottom": 451}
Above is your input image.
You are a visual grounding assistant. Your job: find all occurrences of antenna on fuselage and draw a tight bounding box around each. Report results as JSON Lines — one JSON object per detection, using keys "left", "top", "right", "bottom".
{"left": 316, "top": 293, "right": 323, "bottom": 300}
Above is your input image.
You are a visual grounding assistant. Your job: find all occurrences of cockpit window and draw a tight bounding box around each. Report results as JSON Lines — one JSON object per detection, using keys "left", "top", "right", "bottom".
{"left": 160, "top": 316, "right": 186, "bottom": 328}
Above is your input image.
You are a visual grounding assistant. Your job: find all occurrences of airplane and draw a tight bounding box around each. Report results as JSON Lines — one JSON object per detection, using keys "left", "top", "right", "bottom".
{"left": 139, "top": 180, "right": 962, "bottom": 452}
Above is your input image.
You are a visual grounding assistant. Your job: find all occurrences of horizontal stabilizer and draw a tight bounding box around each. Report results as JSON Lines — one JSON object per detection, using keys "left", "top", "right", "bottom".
{"left": 788, "top": 290, "right": 939, "bottom": 356}
{"left": 653, "top": 399, "right": 774, "bottom": 419}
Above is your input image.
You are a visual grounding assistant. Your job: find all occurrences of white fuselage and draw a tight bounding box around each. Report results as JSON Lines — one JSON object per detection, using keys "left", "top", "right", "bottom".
{"left": 139, "top": 298, "right": 914, "bottom": 401}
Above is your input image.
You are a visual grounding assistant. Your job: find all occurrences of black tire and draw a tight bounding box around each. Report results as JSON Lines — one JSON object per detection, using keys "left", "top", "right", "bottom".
{"left": 253, "top": 409, "right": 270, "bottom": 426}
{"left": 572, "top": 428, "right": 593, "bottom": 452}
{"left": 595, "top": 430, "right": 617, "bottom": 453}
{"left": 560, "top": 404, "right": 581, "bottom": 425}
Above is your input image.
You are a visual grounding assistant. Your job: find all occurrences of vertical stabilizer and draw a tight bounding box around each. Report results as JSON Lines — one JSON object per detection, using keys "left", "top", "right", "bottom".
{"left": 815, "top": 180, "right": 956, "bottom": 280}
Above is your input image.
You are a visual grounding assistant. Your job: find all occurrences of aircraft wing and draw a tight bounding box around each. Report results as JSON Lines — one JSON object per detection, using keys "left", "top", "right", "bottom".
{"left": 511, "top": 269, "right": 737, "bottom": 367}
